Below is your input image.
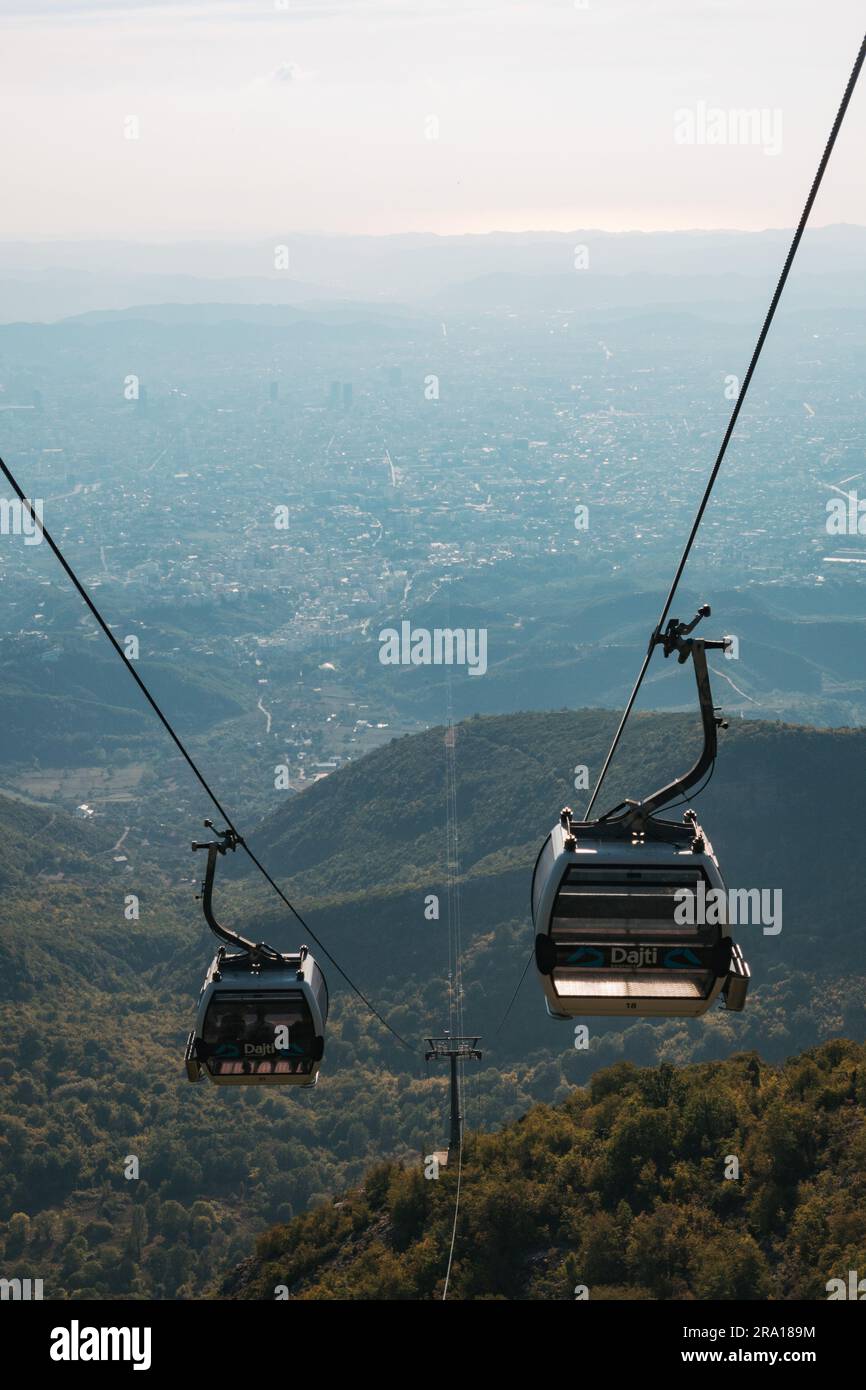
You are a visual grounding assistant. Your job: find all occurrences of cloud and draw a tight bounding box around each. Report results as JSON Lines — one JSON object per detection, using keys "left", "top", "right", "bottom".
{"left": 270, "top": 61, "right": 312, "bottom": 84}
{"left": 249, "top": 60, "right": 317, "bottom": 88}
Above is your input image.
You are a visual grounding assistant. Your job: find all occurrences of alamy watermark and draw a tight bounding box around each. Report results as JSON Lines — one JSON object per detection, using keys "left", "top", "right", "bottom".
{"left": 674, "top": 103, "right": 783, "bottom": 157}
{"left": 826, "top": 491, "right": 866, "bottom": 535}
{"left": 50, "top": 1323, "right": 151, "bottom": 1371}
{"left": 827, "top": 1270, "right": 866, "bottom": 1300}
{"left": 378, "top": 621, "right": 487, "bottom": 676}
{"left": 674, "top": 883, "right": 782, "bottom": 936}
{"left": 0, "top": 497, "right": 43, "bottom": 545}
{"left": 1, "top": 1276, "right": 43, "bottom": 1300}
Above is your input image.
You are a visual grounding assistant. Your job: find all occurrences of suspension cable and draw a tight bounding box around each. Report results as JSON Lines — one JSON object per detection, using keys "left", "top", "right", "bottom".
{"left": 494, "top": 945, "right": 534, "bottom": 1037}
{"left": 0, "top": 453, "right": 417, "bottom": 1055}
{"left": 441, "top": 1128, "right": 464, "bottom": 1301}
{"left": 437, "top": 656, "right": 472, "bottom": 1300}
{"left": 585, "top": 32, "right": 866, "bottom": 820}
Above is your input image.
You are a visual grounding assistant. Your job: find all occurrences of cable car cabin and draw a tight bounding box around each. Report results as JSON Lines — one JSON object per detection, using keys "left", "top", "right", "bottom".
{"left": 532, "top": 606, "right": 750, "bottom": 1020}
{"left": 185, "top": 944, "right": 328, "bottom": 1087}
{"left": 532, "top": 811, "right": 750, "bottom": 1020}
{"left": 186, "top": 823, "right": 328, "bottom": 1087}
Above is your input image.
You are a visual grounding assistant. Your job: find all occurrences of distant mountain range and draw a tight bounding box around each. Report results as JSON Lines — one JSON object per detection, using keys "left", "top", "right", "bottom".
{"left": 1, "top": 224, "right": 865, "bottom": 322}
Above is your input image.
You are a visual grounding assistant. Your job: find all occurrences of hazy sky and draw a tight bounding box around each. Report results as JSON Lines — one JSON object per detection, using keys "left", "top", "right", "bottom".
{"left": 0, "top": 0, "right": 863, "bottom": 240}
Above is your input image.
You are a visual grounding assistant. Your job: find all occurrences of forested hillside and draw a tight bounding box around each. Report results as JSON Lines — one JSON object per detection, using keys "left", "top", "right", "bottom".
{"left": 1, "top": 710, "right": 864, "bottom": 1299}
{"left": 221, "top": 1041, "right": 866, "bottom": 1301}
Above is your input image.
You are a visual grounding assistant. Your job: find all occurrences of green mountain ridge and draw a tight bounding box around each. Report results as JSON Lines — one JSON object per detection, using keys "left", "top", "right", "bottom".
{"left": 1, "top": 708, "right": 864, "bottom": 1301}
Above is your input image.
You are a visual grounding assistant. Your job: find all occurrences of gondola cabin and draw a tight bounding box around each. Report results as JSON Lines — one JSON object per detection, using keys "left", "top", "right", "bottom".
{"left": 185, "top": 944, "right": 328, "bottom": 1086}
{"left": 532, "top": 811, "right": 749, "bottom": 1019}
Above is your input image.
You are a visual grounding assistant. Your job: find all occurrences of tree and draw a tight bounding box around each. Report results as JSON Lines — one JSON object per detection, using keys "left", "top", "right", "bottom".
{"left": 6, "top": 1211, "right": 30, "bottom": 1256}
{"left": 690, "top": 1233, "right": 772, "bottom": 1301}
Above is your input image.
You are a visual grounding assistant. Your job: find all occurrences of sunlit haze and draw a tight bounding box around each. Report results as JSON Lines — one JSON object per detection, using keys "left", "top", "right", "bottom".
{"left": 0, "top": 0, "right": 864, "bottom": 239}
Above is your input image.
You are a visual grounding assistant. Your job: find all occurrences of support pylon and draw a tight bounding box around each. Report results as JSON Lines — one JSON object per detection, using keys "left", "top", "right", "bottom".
{"left": 425, "top": 1032, "right": 482, "bottom": 1156}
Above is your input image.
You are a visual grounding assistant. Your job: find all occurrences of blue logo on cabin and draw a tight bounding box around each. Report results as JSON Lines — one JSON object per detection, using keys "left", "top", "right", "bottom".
{"left": 566, "top": 946, "right": 605, "bottom": 966}
{"left": 662, "top": 948, "right": 702, "bottom": 969}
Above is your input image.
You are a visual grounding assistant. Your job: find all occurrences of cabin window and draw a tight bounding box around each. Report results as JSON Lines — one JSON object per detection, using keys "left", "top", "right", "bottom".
{"left": 552, "top": 865, "right": 718, "bottom": 940}
{"left": 203, "top": 991, "right": 316, "bottom": 1072}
